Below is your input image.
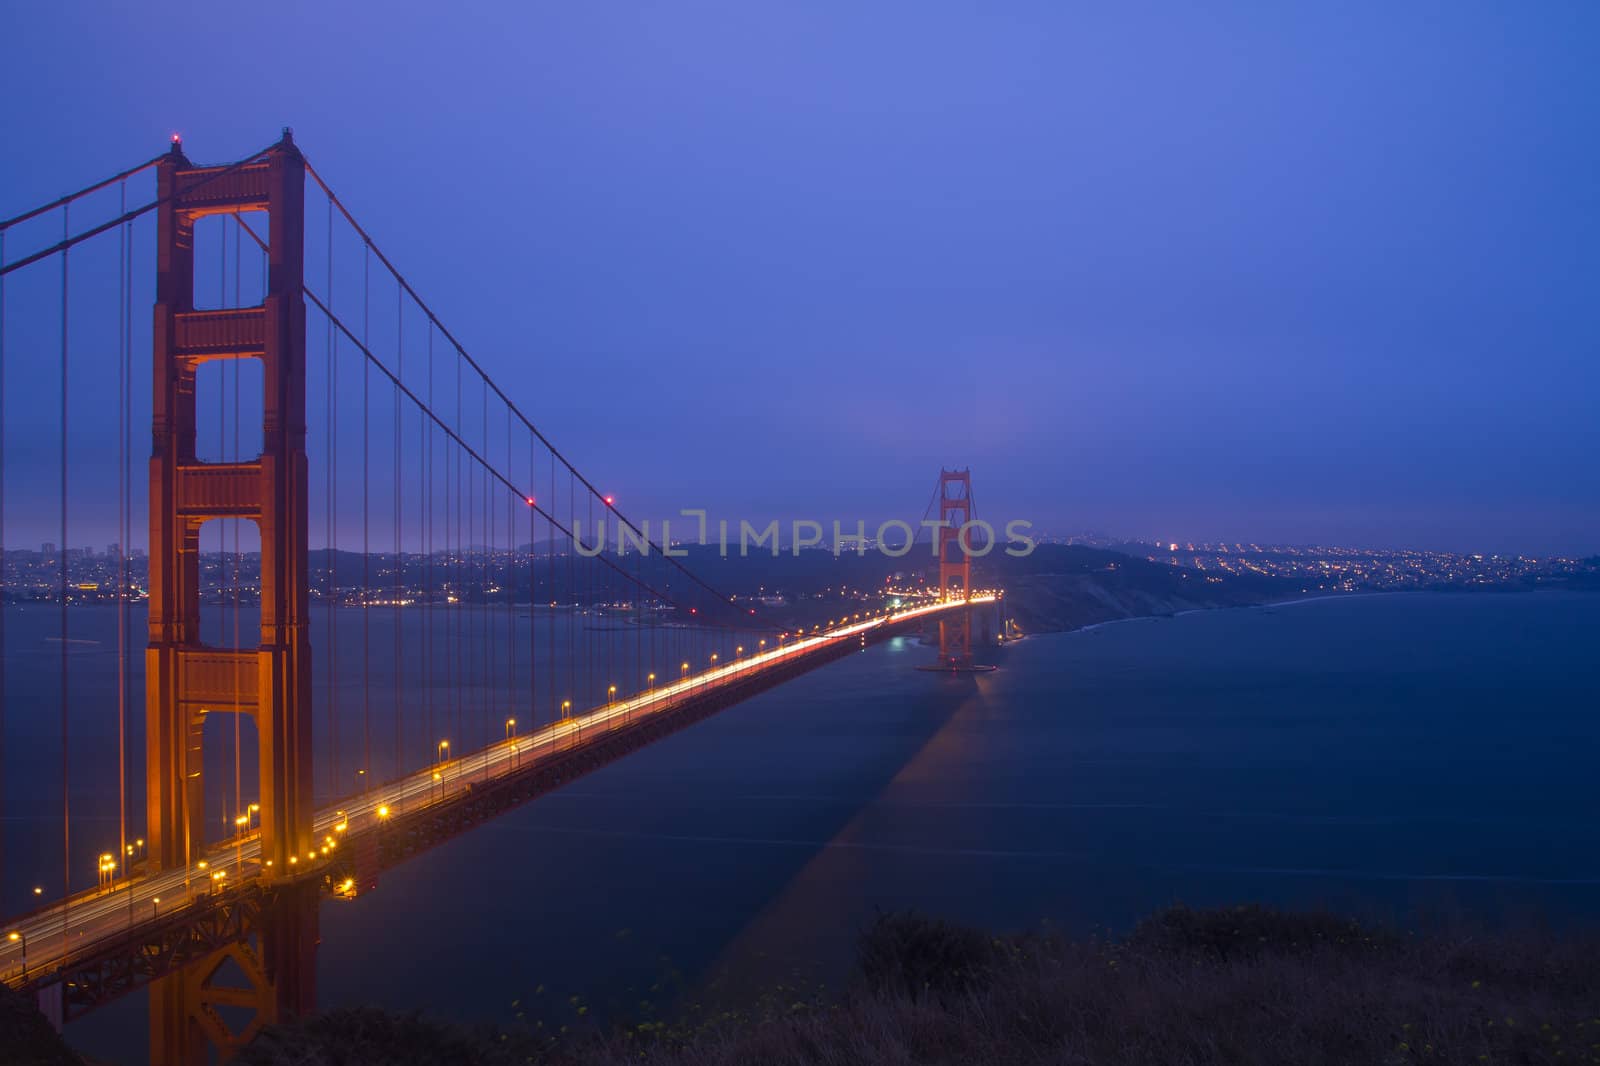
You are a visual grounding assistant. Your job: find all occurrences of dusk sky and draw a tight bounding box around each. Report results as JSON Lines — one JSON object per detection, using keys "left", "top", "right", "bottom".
{"left": 2, "top": 3, "right": 1596, "bottom": 555}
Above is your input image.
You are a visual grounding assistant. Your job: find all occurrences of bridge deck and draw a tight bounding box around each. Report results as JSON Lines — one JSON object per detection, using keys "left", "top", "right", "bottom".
{"left": 2, "top": 595, "right": 994, "bottom": 996}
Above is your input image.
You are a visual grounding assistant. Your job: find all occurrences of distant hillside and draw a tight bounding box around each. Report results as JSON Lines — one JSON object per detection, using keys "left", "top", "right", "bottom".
{"left": 979, "top": 543, "right": 1293, "bottom": 634}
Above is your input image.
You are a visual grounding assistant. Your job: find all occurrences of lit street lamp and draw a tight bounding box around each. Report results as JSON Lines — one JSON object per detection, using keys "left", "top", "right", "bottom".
{"left": 7, "top": 930, "right": 25, "bottom": 977}
{"left": 607, "top": 684, "right": 617, "bottom": 706}
{"left": 561, "top": 700, "right": 572, "bottom": 720}
{"left": 505, "top": 718, "right": 516, "bottom": 740}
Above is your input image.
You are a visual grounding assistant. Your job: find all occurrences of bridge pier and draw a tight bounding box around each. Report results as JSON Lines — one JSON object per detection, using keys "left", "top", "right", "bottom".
{"left": 149, "top": 881, "right": 319, "bottom": 1066}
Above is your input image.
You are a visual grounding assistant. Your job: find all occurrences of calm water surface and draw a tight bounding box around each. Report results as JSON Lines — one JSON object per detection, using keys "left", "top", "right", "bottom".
{"left": 55, "top": 590, "right": 1600, "bottom": 1057}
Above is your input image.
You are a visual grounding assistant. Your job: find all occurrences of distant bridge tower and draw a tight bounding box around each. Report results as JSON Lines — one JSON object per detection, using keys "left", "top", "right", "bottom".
{"left": 935, "top": 468, "right": 974, "bottom": 668}
{"left": 146, "top": 133, "right": 313, "bottom": 877}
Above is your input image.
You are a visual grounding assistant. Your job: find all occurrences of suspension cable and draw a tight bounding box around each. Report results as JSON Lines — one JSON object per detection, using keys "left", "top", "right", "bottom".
{"left": 0, "top": 140, "right": 282, "bottom": 279}
{"left": 0, "top": 151, "right": 166, "bottom": 232}
{"left": 299, "top": 157, "right": 756, "bottom": 619}
{"left": 302, "top": 286, "right": 717, "bottom": 621}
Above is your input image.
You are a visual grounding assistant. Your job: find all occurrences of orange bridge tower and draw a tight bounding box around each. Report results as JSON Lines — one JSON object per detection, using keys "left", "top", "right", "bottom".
{"left": 146, "top": 133, "right": 313, "bottom": 878}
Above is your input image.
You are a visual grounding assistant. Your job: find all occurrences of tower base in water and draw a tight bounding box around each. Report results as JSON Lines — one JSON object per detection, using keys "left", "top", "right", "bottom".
{"left": 916, "top": 661, "right": 998, "bottom": 674}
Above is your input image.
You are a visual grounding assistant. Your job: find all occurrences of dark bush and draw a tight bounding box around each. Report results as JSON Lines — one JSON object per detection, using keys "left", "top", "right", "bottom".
{"left": 855, "top": 909, "right": 998, "bottom": 999}
{"left": 1129, "top": 901, "right": 1402, "bottom": 959}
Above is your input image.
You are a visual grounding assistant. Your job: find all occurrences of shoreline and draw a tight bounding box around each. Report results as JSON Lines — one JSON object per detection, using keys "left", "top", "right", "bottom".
{"left": 1045, "top": 584, "right": 1596, "bottom": 643}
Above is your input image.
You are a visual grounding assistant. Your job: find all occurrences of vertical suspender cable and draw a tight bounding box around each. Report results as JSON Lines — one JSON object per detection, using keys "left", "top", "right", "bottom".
{"left": 537, "top": 432, "right": 544, "bottom": 723}
{"left": 481, "top": 378, "right": 489, "bottom": 775}
{"left": 325, "top": 198, "right": 337, "bottom": 803}
{"left": 233, "top": 218, "right": 243, "bottom": 854}
{"left": 568, "top": 469, "right": 575, "bottom": 725}
{"left": 59, "top": 205, "right": 71, "bottom": 929}
{"left": 116, "top": 183, "right": 128, "bottom": 899}
{"left": 361, "top": 245, "right": 370, "bottom": 793}
{"left": 548, "top": 450, "right": 555, "bottom": 730}
{"left": 507, "top": 408, "right": 514, "bottom": 748}
{"left": 455, "top": 356, "right": 462, "bottom": 755}
{"left": 1, "top": 225, "right": 8, "bottom": 904}
{"left": 425, "top": 323, "right": 433, "bottom": 769}
{"left": 394, "top": 282, "right": 402, "bottom": 784}
{"left": 121, "top": 190, "right": 134, "bottom": 888}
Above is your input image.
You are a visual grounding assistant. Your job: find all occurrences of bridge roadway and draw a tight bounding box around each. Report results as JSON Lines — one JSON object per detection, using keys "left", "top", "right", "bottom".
{"left": 1, "top": 594, "right": 995, "bottom": 989}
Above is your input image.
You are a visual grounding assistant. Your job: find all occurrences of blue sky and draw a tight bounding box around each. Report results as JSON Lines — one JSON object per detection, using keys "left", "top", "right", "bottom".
{"left": 1, "top": 2, "right": 1596, "bottom": 555}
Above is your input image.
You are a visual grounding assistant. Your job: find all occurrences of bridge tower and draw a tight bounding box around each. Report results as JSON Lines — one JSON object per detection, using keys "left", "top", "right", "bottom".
{"left": 935, "top": 468, "right": 974, "bottom": 668}
{"left": 146, "top": 133, "right": 313, "bottom": 877}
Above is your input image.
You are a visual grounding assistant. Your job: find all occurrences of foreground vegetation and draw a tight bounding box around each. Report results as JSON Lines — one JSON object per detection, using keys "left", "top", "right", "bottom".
{"left": 228, "top": 905, "right": 1598, "bottom": 1066}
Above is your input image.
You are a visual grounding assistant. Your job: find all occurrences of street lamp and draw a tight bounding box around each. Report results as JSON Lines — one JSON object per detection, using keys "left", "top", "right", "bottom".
{"left": 607, "top": 684, "right": 617, "bottom": 706}
{"left": 151, "top": 897, "right": 160, "bottom": 920}
{"left": 505, "top": 718, "right": 516, "bottom": 740}
{"left": 681, "top": 661, "right": 689, "bottom": 679}
{"left": 437, "top": 739, "right": 450, "bottom": 763}
{"left": 376, "top": 805, "right": 390, "bottom": 820}
{"left": 98, "top": 853, "right": 116, "bottom": 889}
{"left": 7, "top": 931, "right": 24, "bottom": 977}
{"left": 647, "top": 672, "right": 655, "bottom": 692}
{"left": 561, "top": 700, "right": 572, "bottom": 720}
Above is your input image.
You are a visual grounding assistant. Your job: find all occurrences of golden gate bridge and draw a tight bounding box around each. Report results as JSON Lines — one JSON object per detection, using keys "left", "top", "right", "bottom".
{"left": 0, "top": 132, "right": 995, "bottom": 1063}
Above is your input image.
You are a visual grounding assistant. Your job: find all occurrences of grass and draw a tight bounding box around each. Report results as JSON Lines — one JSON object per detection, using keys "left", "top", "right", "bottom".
{"left": 234, "top": 905, "right": 1600, "bottom": 1065}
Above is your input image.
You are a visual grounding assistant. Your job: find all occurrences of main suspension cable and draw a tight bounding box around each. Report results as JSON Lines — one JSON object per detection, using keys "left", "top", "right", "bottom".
{"left": 299, "top": 157, "right": 758, "bottom": 620}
